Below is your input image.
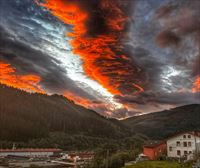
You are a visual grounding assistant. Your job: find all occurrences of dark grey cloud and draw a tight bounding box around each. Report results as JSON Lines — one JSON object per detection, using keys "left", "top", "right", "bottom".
{"left": 155, "top": 0, "right": 200, "bottom": 77}
{"left": 130, "top": 0, "right": 198, "bottom": 85}
{"left": 116, "top": 0, "right": 200, "bottom": 114}
{"left": 0, "top": 0, "right": 199, "bottom": 117}
{"left": 111, "top": 108, "right": 141, "bottom": 119}
{"left": 0, "top": 25, "right": 98, "bottom": 101}
{"left": 115, "top": 91, "right": 200, "bottom": 106}
{"left": 0, "top": 0, "right": 100, "bottom": 103}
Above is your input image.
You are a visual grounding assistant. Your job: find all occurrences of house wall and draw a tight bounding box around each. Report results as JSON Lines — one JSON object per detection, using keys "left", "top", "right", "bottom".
{"left": 143, "top": 147, "right": 155, "bottom": 160}
{"left": 143, "top": 143, "right": 166, "bottom": 160}
{"left": 167, "top": 133, "right": 200, "bottom": 159}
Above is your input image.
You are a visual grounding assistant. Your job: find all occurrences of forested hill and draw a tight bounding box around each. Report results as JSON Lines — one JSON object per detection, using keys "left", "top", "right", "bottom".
{"left": 0, "top": 84, "right": 130, "bottom": 144}
{"left": 1, "top": 84, "right": 199, "bottom": 150}
{"left": 123, "top": 104, "right": 200, "bottom": 139}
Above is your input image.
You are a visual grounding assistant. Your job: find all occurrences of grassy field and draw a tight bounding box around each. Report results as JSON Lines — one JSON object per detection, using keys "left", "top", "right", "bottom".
{"left": 124, "top": 161, "right": 193, "bottom": 168}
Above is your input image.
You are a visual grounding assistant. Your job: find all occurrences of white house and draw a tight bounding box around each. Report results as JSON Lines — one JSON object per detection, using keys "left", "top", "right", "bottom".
{"left": 167, "top": 131, "right": 200, "bottom": 160}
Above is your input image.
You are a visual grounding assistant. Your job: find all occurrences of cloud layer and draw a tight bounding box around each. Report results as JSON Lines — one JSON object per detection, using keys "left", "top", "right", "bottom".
{"left": 0, "top": 0, "right": 199, "bottom": 118}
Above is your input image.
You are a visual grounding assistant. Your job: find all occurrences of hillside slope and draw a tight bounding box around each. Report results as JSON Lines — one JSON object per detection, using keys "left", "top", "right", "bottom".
{"left": 1, "top": 84, "right": 199, "bottom": 149}
{"left": 0, "top": 85, "right": 129, "bottom": 143}
{"left": 123, "top": 104, "right": 200, "bottom": 139}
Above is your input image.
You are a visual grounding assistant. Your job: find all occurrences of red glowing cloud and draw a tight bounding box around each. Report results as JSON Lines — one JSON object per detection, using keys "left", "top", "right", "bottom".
{"left": 192, "top": 76, "right": 200, "bottom": 93}
{"left": 37, "top": 0, "right": 144, "bottom": 95}
{"left": 64, "top": 91, "right": 93, "bottom": 108}
{"left": 0, "top": 61, "right": 45, "bottom": 93}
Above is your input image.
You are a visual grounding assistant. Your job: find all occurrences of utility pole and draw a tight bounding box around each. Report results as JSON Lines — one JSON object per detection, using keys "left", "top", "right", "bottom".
{"left": 105, "top": 149, "right": 109, "bottom": 168}
{"left": 194, "top": 131, "right": 198, "bottom": 160}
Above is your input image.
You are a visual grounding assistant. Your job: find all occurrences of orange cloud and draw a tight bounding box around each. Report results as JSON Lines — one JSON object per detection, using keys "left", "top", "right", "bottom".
{"left": 37, "top": 0, "right": 144, "bottom": 96}
{"left": 192, "top": 76, "right": 200, "bottom": 93}
{"left": 0, "top": 61, "right": 45, "bottom": 93}
{"left": 64, "top": 91, "right": 93, "bottom": 108}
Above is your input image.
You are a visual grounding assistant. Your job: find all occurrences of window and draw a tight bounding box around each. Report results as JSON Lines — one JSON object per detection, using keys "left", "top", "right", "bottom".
{"left": 169, "top": 146, "right": 172, "bottom": 151}
{"left": 177, "top": 150, "right": 181, "bottom": 156}
{"left": 188, "top": 135, "right": 191, "bottom": 138}
{"left": 183, "top": 142, "right": 187, "bottom": 147}
{"left": 188, "top": 142, "right": 191, "bottom": 147}
{"left": 189, "top": 151, "right": 192, "bottom": 154}
{"left": 183, "top": 135, "right": 186, "bottom": 138}
{"left": 184, "top": 151, "right": 187, "bottom": 155}
{"left": 176, "top": 141, "right": 180, "bottom": 146}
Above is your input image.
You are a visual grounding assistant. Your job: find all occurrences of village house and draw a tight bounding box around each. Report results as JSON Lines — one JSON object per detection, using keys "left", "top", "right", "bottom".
{"left": 167, "top": 131, "right": 200, "bottom": 160}
{"left": 142, "top": 131, "right": 200, "bottom": 161}
{"left": 143, "top": 141, "right": 167, "bottom": 160}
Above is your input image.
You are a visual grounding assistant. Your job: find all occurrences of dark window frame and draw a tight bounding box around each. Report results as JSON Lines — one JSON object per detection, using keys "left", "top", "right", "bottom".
{"left": 177, "top": 150, "right": 181, "bottom": 156}
{"left": 184, "top": 151, "right": 187, "bottom": 155}
{"left": 169, "top": 146, "right": 172, "bottom": 151}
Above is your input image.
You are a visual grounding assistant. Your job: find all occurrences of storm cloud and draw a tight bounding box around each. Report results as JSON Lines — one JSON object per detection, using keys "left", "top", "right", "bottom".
{"left": 0, "top": 0, "right": 199, "bottom": 118}
{"left": 0, "top": 0, "right": 101, "bottom": 103}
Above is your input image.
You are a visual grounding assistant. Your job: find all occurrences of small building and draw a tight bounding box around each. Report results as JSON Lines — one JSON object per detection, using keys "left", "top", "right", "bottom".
{"left": 0, "top": 148, "right": 62, "bottom": 158}
{"left": 143, "top": 141, "right": 167, "bottom": 160}
{"left": 167, "top": 131, "right": 200, "bottom": 160}
{"left": 62, "top": 151, "right": 94, "bottom": 162}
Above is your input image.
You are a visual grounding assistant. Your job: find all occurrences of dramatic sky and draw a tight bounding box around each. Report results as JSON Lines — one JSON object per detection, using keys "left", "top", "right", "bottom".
{"left": 0, "top": 0, "right": 199, "bottom": 118}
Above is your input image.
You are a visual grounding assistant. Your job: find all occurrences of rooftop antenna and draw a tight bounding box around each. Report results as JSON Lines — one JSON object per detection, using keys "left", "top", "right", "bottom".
{"left": 12, "top": 143, "right": 16, "bottom": 150}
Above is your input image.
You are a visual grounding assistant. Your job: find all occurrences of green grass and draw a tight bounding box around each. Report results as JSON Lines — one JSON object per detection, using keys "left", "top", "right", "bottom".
{"left": 124, "top": 161, "right": 192, "bottom": 168}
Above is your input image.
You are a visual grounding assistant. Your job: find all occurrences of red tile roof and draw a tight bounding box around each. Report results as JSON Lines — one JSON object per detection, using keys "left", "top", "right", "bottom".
{"left": 0, "top": 148, "right": 62, "bottom": 153}
{"left": 143, "top": 140, "right": 166, "bottom": 148}
{"left": 165, "top": 131, "right": 200, "bottom": 140}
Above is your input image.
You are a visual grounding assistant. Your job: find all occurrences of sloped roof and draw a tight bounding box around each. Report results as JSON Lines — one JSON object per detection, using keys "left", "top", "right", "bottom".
{"left": 0, "top": 148, "right": 62, "bottom": 153}
{"left": 143, "top": 140, "right": 166, "bottom": 148}
{"left": 166, "top": 131, "right": 200, "bottom": 140}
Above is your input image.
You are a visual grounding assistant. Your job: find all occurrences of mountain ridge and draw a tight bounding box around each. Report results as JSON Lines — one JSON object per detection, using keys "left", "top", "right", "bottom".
{"left": 0, "top": 84, "right": 199, "bottom": 149}
{"left": 122, "top": 104, "right": 200, "bottom": 139}
{"left": 0, "top": 84, "right": 130, "bottom": 141}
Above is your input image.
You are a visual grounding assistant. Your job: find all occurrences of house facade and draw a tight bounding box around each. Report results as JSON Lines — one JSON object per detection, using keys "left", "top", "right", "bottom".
{"left": 143, "top": 141, "right": 167, "bottom": 160}
{"left": 167, "top": 131, "right": 200, "bottom": 160}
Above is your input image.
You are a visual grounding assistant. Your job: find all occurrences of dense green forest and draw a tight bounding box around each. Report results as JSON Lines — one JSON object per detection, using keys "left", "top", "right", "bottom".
{"left": 0, "top": 84, "right": 199, "bottom": 151}
{"left": 0, "top": 84, "right": 146, "bottom": 150}
{"left": 123, "top": 104, "right": 200, "bottom": 139}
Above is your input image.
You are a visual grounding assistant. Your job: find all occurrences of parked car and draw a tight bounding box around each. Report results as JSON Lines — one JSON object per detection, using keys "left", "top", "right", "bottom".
{"left": 135, "top": 153, "right": 149, "bottom": 162}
